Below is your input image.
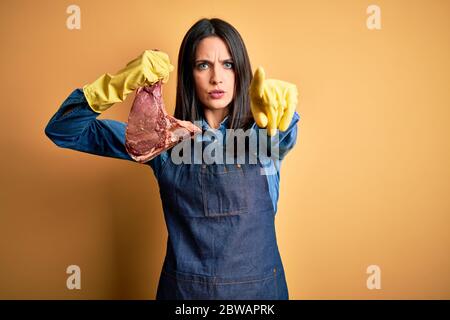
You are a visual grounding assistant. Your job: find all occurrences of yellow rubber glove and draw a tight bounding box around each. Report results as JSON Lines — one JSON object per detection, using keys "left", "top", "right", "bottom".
{"left": 249, "top": 66, "right": 298, "bottom": 136}
{"left": 82, "top": 49, "right": 175, "bottom": 113}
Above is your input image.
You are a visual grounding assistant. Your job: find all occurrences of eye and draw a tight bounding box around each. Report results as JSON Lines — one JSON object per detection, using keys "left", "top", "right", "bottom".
{"left": 224, "top": 62, "right": 234, "bottom": 69}
{"left": 197, "top": 63, "right": 208, "bottom": 70}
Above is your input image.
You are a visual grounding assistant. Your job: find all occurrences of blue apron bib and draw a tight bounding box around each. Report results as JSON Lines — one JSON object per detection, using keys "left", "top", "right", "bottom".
{"left": 154, "top": 132, "right": 289, "bottom": 300}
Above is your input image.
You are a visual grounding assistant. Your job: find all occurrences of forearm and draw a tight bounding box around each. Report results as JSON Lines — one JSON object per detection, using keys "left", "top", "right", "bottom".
{"left": 44, "top": 88, "right": 133, "bottom": 161}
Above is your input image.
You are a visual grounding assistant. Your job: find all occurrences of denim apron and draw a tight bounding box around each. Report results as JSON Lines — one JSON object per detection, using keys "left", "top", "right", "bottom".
{"left": 155, "top": 127, "right": 289, "bottom": 300}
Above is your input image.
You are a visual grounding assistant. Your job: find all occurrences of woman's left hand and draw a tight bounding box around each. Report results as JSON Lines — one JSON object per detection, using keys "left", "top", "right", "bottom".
{"left": 249, "top": 66, "right": 298, "bottom": 136}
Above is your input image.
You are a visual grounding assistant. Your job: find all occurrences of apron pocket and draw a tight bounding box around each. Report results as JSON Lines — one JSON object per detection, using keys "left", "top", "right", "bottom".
{"left": 201, "top": 164, "right": 248, "bottom": 216}
{"left": 159, "top": 267, "right": 279, "bottom": 300}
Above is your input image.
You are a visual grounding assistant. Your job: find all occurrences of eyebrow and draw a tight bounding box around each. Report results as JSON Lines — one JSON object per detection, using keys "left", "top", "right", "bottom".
{"left": 195, "top": 58, "right": 233, "bottom": 63}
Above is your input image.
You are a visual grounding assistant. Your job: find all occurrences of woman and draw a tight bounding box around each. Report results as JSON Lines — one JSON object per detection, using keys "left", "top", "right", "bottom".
{"left": 45, "top": 18, "right": 300, "bottom": 300}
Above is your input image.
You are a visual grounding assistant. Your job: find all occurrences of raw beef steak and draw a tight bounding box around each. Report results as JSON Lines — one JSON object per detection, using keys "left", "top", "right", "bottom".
{"left": 125, "top": 81, "right": 201, "bottom": 163}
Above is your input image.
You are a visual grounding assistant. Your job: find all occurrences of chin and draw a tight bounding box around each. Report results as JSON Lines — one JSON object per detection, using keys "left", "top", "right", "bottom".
{"left": 205, "top": 100, "right": 232, "bottom": 110}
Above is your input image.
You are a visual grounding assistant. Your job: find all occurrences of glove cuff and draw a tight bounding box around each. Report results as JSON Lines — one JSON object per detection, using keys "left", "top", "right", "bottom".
{"left": 82, "top": 83, "right": 113, "bottom": 113}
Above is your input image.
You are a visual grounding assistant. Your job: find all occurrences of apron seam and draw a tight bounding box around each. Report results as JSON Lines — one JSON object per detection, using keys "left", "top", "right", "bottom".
{"left": 162, "top": 269, "right": 277, "bottom": 285}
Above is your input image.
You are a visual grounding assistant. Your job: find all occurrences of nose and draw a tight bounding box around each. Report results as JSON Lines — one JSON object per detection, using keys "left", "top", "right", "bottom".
{"left": 210, "top": 64, "right": 223, "bottom": 84}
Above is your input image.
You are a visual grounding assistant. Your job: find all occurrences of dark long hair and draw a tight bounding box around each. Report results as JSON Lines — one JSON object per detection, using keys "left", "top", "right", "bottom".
{"left": 174, "top": 18, "right": 254, "bottom": 130}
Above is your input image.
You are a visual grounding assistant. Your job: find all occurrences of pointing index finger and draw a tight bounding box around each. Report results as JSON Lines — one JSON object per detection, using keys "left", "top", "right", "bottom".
{"left": 250, "top": 66, "right": 265, "bottom": 99}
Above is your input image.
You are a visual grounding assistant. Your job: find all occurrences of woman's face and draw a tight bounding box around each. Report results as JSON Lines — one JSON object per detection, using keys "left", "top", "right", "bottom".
{"left": 193, "top": 36, "right": 235, "bottom": 114}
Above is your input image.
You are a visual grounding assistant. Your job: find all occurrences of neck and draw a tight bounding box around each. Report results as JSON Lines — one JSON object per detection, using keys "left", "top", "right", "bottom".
{"left": 203, "top": 108, "right": 229, "bottom": 129}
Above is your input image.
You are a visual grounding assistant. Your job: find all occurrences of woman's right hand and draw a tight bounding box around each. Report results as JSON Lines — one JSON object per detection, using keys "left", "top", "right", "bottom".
{"left": 83, "top": 49, "right": 175, "bottom": 113}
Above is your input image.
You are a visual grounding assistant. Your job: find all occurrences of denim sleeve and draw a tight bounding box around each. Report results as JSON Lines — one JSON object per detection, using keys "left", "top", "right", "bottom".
{"left": 254, "top": 110, "right": 300, "bottom": 162}
{"left": 262, "top": 111, "right": 300, "bottom": 213}
{"left": 44, "top": 88, "right": 166, "bottom": 177}
{"left": 277, "top": 111, "right": 300, "bottom": 160}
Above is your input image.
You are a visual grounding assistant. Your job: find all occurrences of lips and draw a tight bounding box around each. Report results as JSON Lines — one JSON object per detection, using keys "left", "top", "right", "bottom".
{"left": 209, "top": 90, "right": 225, "bottom": 99}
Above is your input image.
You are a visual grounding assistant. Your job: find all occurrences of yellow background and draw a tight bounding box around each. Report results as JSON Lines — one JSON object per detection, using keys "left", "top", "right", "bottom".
{"left": 1, "top": 0, "right": 449, "bottom": 299}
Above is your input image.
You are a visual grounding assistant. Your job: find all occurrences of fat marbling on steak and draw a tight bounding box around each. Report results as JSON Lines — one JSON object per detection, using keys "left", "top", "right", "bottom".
{"left": 125, "top": 81, "right": 201, "bottom": 163}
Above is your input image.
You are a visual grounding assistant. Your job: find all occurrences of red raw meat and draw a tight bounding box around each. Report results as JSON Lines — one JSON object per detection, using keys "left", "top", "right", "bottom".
{"left": 125, "top": 81, "right": 201, "bottom": 163}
